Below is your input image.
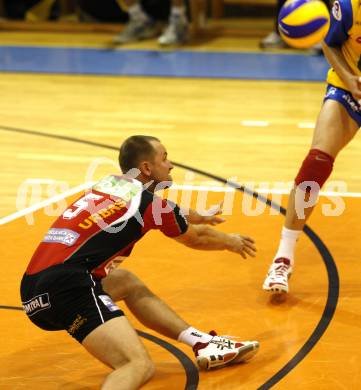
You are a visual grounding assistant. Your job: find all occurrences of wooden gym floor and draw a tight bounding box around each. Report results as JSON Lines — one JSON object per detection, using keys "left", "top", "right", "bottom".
{"left": 0, "top": 20, "right": 360, "bottom": 389}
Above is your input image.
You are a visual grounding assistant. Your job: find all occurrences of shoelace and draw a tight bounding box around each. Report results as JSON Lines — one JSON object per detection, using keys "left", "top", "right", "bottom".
{"left": 211, "top": 336, "right": 239, "bottom": 349}
{"left": 271, "top": 263, "right": 289, "bottom": 279}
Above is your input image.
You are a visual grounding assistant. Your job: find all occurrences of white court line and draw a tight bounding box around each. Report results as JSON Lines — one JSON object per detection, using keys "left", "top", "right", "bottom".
{"left": 1, "top": 183, "right": 360, "bottom": 226}
{"left": 256, "top": 188, "right": 361, "bottom": 198}
{"left": 171, "top": 184, "right": 235, "bottom": 192}
{"left": 239, "top": 120, "right": 316, "bottom": 128}
{"left": 0, "top": 182, "right": 94, "bottom": 226}
{"left": 171, "top": 185, "right": 361, "bottom": 198}
{"left": 298, "top": 122, "right": 315, "bottom": 129}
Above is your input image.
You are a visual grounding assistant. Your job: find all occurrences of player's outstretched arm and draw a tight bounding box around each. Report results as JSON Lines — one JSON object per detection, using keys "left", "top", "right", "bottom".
{"left": 174, "top": 224, "right": 256, "bottom": 259}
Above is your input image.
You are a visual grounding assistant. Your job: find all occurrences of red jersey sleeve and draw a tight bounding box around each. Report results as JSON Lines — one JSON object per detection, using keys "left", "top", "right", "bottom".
{"left": 142, "top": 196, "right": 188, "bottom": 237}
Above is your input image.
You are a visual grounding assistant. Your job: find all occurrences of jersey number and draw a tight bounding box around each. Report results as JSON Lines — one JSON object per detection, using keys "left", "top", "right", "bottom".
{"left": 63, "top": 193, "right": 103, "bottom": 220}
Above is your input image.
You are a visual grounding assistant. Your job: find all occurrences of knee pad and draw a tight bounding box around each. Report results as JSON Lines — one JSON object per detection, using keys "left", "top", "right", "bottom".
{"left": 295, "top": 149, "right": 334, "bottom": 192}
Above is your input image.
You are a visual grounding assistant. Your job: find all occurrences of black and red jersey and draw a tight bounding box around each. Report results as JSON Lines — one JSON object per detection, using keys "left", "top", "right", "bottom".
{"left": 26, "top": 175, "right": 188, "bottom": 279}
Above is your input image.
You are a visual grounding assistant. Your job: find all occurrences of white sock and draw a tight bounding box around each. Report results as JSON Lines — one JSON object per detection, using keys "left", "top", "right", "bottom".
{"left": 273, "top": 226, "right": 301, "bottom": 265}
{"left": 178, "top": 327, "right": 213, "bottom": 347}
{"left": 128, "top": 3, "right": 148, "bottom": 21}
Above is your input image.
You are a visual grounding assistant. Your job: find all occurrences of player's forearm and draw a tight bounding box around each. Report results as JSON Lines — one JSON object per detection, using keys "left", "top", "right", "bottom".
{"left": 183, "top": 224, "right": 232, "bottom": 251}
{"left": 186, "top": 209, "right": 203, "bottom": 224}
{"left": 322, "top": 42, "right": 355, "bottom": 83}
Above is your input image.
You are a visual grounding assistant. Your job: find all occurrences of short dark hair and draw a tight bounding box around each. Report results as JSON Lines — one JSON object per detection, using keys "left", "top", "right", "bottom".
{"left": 119, "top": 135, "right": 160, "bottom": 173}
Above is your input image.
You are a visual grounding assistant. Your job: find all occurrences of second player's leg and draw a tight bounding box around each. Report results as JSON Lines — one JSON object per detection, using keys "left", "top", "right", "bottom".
{"left": 285, "top": 99, "right": 359, "bottom": 230}
{"left": 264, "top": 100, "right": 359, "bottom": 293}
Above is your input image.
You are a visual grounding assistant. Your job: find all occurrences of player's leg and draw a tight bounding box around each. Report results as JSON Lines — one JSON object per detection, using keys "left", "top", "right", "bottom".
{"left": 158, "top": 0, "right": 188, "bottom": 46}
{"left": 285, "top": 99, "right": 359, "bottom": 230}
{"left": 102, "top": 269, "right": 190, "bottom": 339}
{"left": 263, "top": 98, "right": 359, "bottom": 293}
{"left": 82, "top": 317, "right": 155, "bottom": 390}
{"left": 102, "top": 269, "right": 259, "bottom": 369}
{"left": 113, "top": 0, "right": 157, "bottom": 44}
{"left": 21, "top": 266, "right": 154, "bottom": 389}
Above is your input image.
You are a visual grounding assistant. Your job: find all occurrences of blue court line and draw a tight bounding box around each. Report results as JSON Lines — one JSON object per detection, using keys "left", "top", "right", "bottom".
{"left": 0, "top": 45, "right": 329, "bottom": 81}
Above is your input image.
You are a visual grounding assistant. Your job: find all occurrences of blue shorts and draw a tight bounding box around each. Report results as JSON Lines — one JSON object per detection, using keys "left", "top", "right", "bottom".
{"left": 324, "top": 84, "right": 361, "bottom": 127}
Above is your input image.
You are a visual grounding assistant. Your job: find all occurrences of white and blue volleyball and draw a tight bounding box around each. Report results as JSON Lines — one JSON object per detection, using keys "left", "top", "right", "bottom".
{"left": 278, "top": 0, "right": 330, "bottom": 48}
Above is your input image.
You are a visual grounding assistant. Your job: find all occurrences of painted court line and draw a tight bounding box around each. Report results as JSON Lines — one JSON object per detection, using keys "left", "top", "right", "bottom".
{"left": 0, "top": 182, "right": 94, "bottom": 225}
{"left": 239, "top": 120, "right": 316, "bottom": 128}
{"left": 172, "top": 185, "right": 361, "bottom": 198}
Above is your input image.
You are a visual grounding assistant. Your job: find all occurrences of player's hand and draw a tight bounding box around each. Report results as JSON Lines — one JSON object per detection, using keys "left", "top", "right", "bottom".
{"left": 201, "top": 203, "right": 225, "bottom": 226}
{"left": 227, "top": 234, "right": 257, "bottom": 259}
{"left": 187, "top": 203, "right": 226, "bottom": 225}
{"left": 345, "top": 76, "right": 361, "bottom": 103}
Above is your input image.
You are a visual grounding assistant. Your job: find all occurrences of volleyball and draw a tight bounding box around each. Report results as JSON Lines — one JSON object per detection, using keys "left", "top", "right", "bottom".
{"left": 278, "top": 0, "right": 330, "bottom": 48}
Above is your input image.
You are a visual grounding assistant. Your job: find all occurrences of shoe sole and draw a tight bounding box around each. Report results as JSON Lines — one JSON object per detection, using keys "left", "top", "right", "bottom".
{"left": 263, "top": 273, "right": 292, "bottom": 294}
{"left": 197, "top": 342, "right": 259, "bottom": 370}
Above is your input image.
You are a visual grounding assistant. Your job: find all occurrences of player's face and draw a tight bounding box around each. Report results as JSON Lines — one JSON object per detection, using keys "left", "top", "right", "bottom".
{"left": 148, "top": 141, "right": 174, "bottom": 188}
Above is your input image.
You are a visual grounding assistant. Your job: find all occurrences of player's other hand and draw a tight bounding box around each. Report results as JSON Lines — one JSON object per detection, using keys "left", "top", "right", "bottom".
{"left": 227, "top": 234, "right": 257, "bottom": 259}
{"left": 202, "top": 203, "right": 225, "bottom": 226}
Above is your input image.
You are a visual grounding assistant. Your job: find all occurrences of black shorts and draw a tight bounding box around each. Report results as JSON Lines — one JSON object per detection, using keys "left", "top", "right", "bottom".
{"left": 20, "top": 263, "right": 124, "bottom": 343}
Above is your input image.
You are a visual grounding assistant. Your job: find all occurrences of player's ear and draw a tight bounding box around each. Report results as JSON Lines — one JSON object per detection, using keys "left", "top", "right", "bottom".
{"left": 138, "top": 160, "right": 152, "bottom": 177}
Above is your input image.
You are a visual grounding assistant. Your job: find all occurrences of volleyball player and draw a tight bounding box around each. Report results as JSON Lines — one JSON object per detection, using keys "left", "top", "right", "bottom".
{"left": 263, "top": 0, "right": 360, "bottom": 293}
{"left": 21, "top": 135, "right": 258, "bottom": 389}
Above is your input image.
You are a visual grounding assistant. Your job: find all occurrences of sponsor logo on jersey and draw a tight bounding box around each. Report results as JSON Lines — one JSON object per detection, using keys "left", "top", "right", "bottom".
{"left": 93, "top": 176, "right": 142, "bottom": 202}
{"left": 43, "top": 228, "right": 80, "bottom": 246}
{"left": 326, "top": 87, "right": 337, "bottom": 97}
{"left": 78, "top": 199, "right": 127, "bottom": 229}
{"left": 23, "top": 293, "right": 51, "bottom": 316}
{"left": 68, "top": 314, "right": 88, "bottom": 335}
{"left": 332, "top": 1, "right": 342, "bottom": 21}
{"left": 98, "top": 295, "right": 120, "bottom": 312}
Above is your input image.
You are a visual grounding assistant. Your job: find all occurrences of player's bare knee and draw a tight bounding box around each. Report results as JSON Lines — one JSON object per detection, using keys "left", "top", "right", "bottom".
{"left": 112, "top": 355, "right": 155, "bottom": 382}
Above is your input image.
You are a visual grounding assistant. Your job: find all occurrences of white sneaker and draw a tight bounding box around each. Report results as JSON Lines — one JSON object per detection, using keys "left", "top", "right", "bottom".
{"left": 263, "top": 258, "right": 293, "bottom": 293}
{"left": 158, "top": 15, "right": 189, "bottom": 46}
{"left": 193, "top": 331, "right": 259, "bottom": 370}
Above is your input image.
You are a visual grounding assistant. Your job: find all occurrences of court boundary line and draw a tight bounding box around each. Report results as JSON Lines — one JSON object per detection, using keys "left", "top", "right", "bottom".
{"left": 0, "top": 182, "right": 94, "bottom": 225}
{"left": 0, "top": 46, "right": 328, "bottom": 81}
{"left": 1, "top": 125, "right": 340, "bottom": 389}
